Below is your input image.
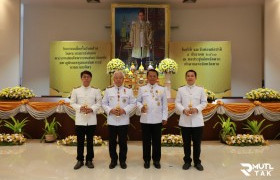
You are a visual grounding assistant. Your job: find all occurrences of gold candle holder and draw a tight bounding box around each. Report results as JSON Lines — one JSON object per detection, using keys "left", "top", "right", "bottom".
{"left": 115, "top": 103, "right": 121, "bottom": 117}
{"left": 188, "top": 100, "right": 192, "bottom": 116}
{"left": 142, "top": 102, "right": 148, "bottom": 114}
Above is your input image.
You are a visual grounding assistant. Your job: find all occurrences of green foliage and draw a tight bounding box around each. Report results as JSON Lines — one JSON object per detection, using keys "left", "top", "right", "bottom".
{"left": 4, "top": 116, "right": 29, "bottom": 134}
{"left": 274, "top": 133, "right": 280, "bottom": 140}
{"left": 213, "top": 115, "right": 236, "bottom": 143}
{"left": 243, "top": 119, "right": 273, "bottom": 135}
{"left": 40, "top": 117, "right": 61, "bottom": 142}
{"left": 69, "top": 115, "right": 75, "bottom": 121}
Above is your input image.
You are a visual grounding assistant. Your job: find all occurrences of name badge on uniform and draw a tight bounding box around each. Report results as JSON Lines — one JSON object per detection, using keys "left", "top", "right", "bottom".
{"left": 157, "top": 101, "right": 160, "bottom": 106}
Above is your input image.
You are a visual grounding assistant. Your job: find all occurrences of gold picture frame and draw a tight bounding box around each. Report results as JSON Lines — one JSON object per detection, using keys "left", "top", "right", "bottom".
{"left": 111, "top": 3, "right": 170, "bottom": 65}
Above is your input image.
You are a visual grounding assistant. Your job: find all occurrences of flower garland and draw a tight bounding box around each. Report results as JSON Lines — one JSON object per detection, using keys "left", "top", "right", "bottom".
{"left": 106, "top": 58, "right": 125, "bottom": 74}
{"left": 0, "top": 133, "right": 26, "bottom": 146}
{"left": 161, "top": 134, "right": 183, "bottom": 147}
{"left": 0, "top": 86, "right": 35, "bottom": 100}
{"left": 225, "top": 134, "right": 267, "bottom": 146}
{"left": 245, "top": 88, "right": 280, "bottom": 101}
{"left": 159, "top": 58, "right": 178, "bottom": 74}
{"left": 57, "top": 135, "right": 106, "bottom": 146}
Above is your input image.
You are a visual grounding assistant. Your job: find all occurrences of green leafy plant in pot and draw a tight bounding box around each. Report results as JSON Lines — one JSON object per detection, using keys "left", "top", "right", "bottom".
{"left": 213, "top": 115, "right": 237, "bottom": 143}
{"left": 4, "top": 116, "right": 29, "bottom": 135}
{"left": 243, "top": 119, "right": 273, "bottom": 135}
{"left": 41, "top": 117, "right": 61, "bottom": 143}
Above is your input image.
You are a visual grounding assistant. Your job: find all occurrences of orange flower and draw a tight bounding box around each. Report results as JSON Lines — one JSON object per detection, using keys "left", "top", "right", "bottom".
{"left": 58, "top": 100, "right": 65, "bottom": 105}
{"left": 21, "top": 99, "right": 29, "bottom": 104}
{"left": 217, "top": 100, "right": 224, "bottom": 105}
{"left": 253, "top": 101, "right": 261, "bottom": 106}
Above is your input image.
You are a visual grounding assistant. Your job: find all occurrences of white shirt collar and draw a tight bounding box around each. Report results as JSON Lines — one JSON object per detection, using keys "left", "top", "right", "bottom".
{"left": 114, "top": 85, "right": 123, "bottom": 90}
{"left": 148, "top": 83, "right": 157, "bottom": 88}
{"left": 82, "top": 85, "right": 90, "bottom": 89}
{"left": 187, "top": 84, "right": 195, "bottom": 89}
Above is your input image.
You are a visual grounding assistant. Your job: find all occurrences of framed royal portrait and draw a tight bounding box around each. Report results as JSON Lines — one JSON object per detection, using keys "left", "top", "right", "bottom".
{"left": 111, "top": 4, "right": 170, "bottom": 67}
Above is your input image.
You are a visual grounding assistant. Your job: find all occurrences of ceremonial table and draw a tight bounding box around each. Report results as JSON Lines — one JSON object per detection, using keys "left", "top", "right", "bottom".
{"left": 0, "top": 98, "right": 279, "bottom": 140}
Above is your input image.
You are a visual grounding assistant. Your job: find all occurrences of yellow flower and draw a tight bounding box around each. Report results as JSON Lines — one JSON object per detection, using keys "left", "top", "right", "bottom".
{"left": 107, "top": 58, "right": 125, "bottom": 74}
{"left": 159, "top": 58, "right": 178, "bottom": 73}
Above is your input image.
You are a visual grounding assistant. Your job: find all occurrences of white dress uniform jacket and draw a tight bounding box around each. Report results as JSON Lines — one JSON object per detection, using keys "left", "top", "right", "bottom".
{"left": 70, "top": 85, "right": 102, "bottom": 126}
{"left": 102, "top": 85, "right": 136, "bottom": 126}
{"left": 137, "top": 83, "right": 168, "bottom": 124}
{"left": 175, "top": 84, "right": 207, "bottom": 127}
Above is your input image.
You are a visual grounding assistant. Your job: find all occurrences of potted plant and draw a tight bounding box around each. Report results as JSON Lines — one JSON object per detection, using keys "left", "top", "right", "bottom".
{"left": 213, "top": 115, "right": 237, "bottom": 143}
{"left": 204, "top": 88, "right": 216, "bottom": 103}
{"left": 41, "top": 117, "right": 61, "bottom": 143}
{"left": 1, "top": 117, "right": 29, "bottom": 145}
{"left": 243, "top": 119, "right": 273, "bottom": 135}
{"left": 4, "top": 116, "right": 29, "bottom": 135}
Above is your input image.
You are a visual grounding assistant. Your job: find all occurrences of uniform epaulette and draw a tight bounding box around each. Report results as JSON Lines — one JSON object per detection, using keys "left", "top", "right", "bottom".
{"left": 124, "top": 85, "right": 132, "bottom": 89}
{"left": 197, "top": 85, "right": 204, "bottom": 88}
{"left": 106, "top": 85, "right": 114, "bottom": 89}
{"left": 91, "top": 86, "right": 97, "bottom": 89}
{"left": 180, "top": 85, "right": 185, "bottom": 88}
{"left": 158, "top": 84, "right": 165, "bottom": 87}
{"left": 74, "top": 86, "right": 81, "bottom": 89}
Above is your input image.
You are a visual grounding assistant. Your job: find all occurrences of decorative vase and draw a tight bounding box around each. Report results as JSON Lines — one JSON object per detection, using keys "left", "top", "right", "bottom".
{"left": 164, "top": 73, "right": 171, "bottom": 99}
{"left": 45, "top": 134, "right": 56, "bottom": 142}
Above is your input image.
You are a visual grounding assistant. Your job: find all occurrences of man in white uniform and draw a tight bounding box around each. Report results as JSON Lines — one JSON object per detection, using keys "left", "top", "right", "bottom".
{"left": 102, "top": 71, "right": 136, "bottom": 169}
{"left": 175, "top": 70, "right": 207, "bottom": 171}
{"left": 137, "top": 69, "right": 168, "bottom": 169}
{"left": 70, "top": 71, "right": 102, "bottom": 170}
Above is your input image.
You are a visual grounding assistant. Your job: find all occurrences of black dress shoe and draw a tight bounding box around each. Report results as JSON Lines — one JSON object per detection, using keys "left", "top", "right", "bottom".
{"left": 144, "top": 161, "right": 150, "bottom": 169}
{"left": 182, "top": 163, "right": 191, "bottom": 170}
{"left": 194, "top": 164, "right": 204, "bottom": 171}
{"left": 153, "top": 161, "right": 161, "bottom": 169}
{"left": 120, "top": 162, "right": 127, "bottom": 169}
{"left": 109, "top": 161, "right": 117, "bottom": 169}
{"left": 85, "top": 161, "right": 94, "bottom": 169}
{"left": 74, "top": 161, "right": 84, "bottom": 170}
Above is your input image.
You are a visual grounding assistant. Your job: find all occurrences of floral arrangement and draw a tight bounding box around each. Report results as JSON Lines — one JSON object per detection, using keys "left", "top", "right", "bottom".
{"left": 57, "top": 135, "right": 106, "bottom": 146}
{"left": 106, "top": 58, "right": 125, "bottom": 74}
{"left": 245, "top": 88, "right": 280, "bottom": 101}
{"left": 0, "top": 86, "right": 35, "bottom": 100}
{"left": 161, "top": 134, "right": 183, "bottom": 147}
{"left": 204, "top": 88, "right": 216, "bottom": 101}
{"left": 0, "top": 133, "right": 26, "bottom": 146}
{"left": 225, "top": 134, "right": 267, "bottom": 146}
{"left": 158, "top": 58, "right": 178, "bottom": 74}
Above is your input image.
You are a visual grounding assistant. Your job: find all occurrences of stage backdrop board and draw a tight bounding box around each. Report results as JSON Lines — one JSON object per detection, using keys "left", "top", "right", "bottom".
{"left": 170, "top": 41, "right": 231, "bottom": 98}
{"left": 50, "top": 41, "right": 111, "bottom": 97}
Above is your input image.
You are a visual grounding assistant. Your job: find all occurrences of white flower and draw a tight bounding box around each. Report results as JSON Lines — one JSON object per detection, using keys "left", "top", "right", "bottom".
{"left": 0, "top": 86, "right": 35, "bottom": 100}
{"left": 159, "top": 58, "right": 178, "bottom": 74}
{"left": 106, "top": 58, "right": 125, "bottom": 74}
